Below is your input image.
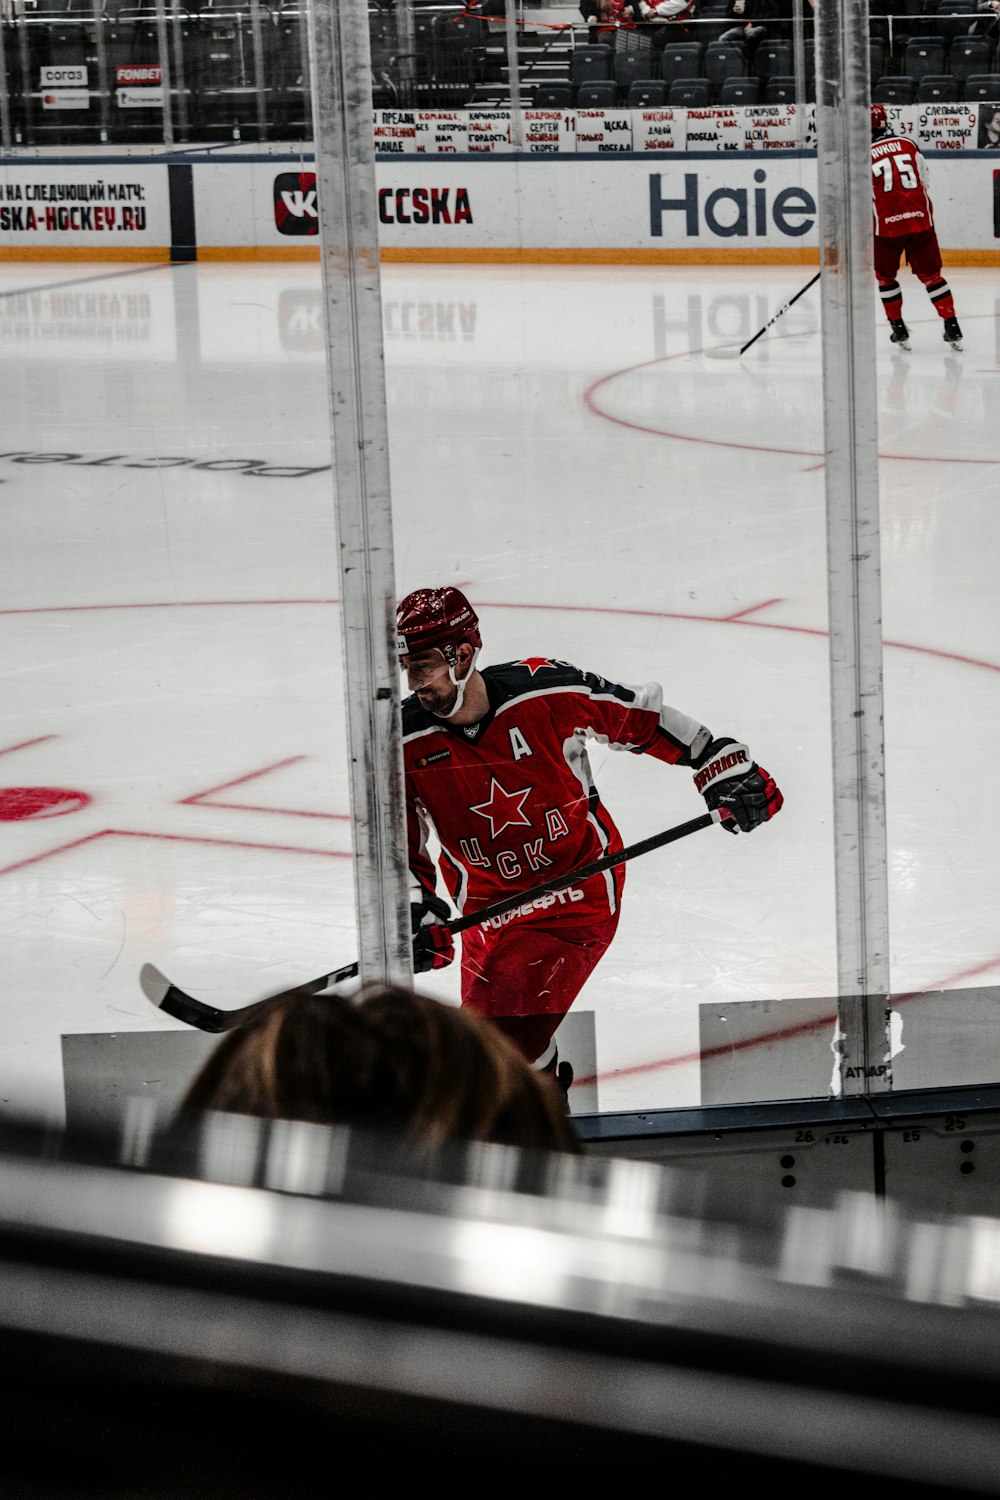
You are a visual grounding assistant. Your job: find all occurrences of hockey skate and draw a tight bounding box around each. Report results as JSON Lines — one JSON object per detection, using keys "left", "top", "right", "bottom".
{"left": 554, "top": 1059, "right": 574, "bottom": 1113}
{"left": 540, "top": 1049, "right": 574, "bottom": 1114}
{"left": 943, "top": 315, "right": 963, "bottom": 351}
{"left": 889, "top": 319, "right": 911, "bottom": 350}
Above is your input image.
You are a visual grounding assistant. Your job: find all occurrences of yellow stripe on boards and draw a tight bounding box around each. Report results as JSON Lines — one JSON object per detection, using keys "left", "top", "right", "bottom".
{"left": 3, "top": 245, "right": 1000, "bottom": 266}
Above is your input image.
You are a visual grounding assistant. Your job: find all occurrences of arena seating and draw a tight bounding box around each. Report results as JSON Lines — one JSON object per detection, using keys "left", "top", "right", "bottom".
{"left": 704, "top": 40, "right": 748, "bottom": 95}
{"left": 661, "top": 41, "right": 703, "bottom": 88}
{"left": 627, "top": 77, "right": 668, "bottom": 106}
{"left": 873, "top": 74, "right": 918, "bottom": 103}
{"left": 669, "top": 77, "right": 711, "bottom": 105}
{"left": 532, "top": 79, "right": 576, "bottom": 108}
{"left": 576, "top": 78, "right": 618, "bottom": 108}
{"left": 949, "top": 35, "right": 995, "bottom": 86}
{"left": 754, "top": 40, "right": 793, "bottom": 82}
{"left": 765, "top": 75, "right": 798, "bottom": 103}
{"left": 613, "top": 46, "right": 650, "bottom": 95}
{"left": 917, "top": 72, "right": 961, "bottom": 99}
{"left": 719, "top": 76, "right": 762, "bottom": 104}
{"left": 570, "top": 43, "right": 612, "bottom": 85}
{"left": 1, "top": 2, "right": 998, "bottom": 144}
{"left": 965, "top": 72, "right": 1000, "bottom": 99}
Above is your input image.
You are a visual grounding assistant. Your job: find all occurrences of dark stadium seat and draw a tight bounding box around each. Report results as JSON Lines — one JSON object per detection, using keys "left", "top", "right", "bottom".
{"left": 575, "top": 80, "right": 618, "bottom": 108}
{"left": 905, "top": 36, "right": 948, "bottom": 80}
{"left": 570, "top": 43, "right": 612, "bottom": 84}
{"left": 661, "top": 42, "right": 703, "bottom": 86}
{"left": 917, "top": 73, "right": 962, "bottom": 100}
{"left": 704, "top": 41, "right": 747, "bottom": 94}
{"left": 409, "top": 10, "right": 439, "bottom": 52}
{"left": 753, "top": 41, "right": 792, "bottom": 81}
{"left": 764, "top": 75, "right": 797, "bottom": 103}
{"left": 531, "top": 81, "right": 575, "bottom": 108}
{"left": 613, "top": 47, "right": 650, "bottom": 97}
{"left": 949, "top": 36, "right": 994, "bottom": 85}
{"left": 435, "top": 12, "right": 489, "bottom": 49}
{"left": 627, "top": 78, "right": 668, "bottom": 107}
{"left": 963, "top": 72, "right": 1000, "bottom": 99}
{"left": 668, "top": 77, "right": 711, "bottom": 105}
{"left": 872, "top": 74, "right": 917, "bottom": 103}
{"left": 870, "top": 40, "right": 887, "bottom": 81}
{"left": 718, "top": 76, "right": 761, "bottom": 104}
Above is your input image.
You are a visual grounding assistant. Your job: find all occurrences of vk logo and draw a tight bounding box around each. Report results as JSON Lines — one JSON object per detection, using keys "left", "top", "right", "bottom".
{"left": 273, "top": 172, "right": 319, "bottom": 236}
{"left": 282, "top": 189, "right": 317, "bottom": 218}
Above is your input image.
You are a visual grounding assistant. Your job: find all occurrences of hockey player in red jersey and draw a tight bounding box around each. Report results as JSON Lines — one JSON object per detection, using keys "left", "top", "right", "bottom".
{"left": 870, "top": 102, "right": 963, "bottom": 351}
{"left": 397, "top": 586, "right": 783, "bottom": 1097}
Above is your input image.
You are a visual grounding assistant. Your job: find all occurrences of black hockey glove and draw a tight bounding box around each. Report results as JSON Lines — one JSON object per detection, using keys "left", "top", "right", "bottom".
{"left": 693, "top": 738, "right": 783, "bottom": 835}
{"left": 410, "top": 883, "right": 455, "bottom": 973}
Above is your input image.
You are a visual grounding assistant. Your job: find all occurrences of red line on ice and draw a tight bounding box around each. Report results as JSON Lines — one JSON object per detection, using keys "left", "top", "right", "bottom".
{"left": 180, "top": 755, "right": 350, "bottom": 821}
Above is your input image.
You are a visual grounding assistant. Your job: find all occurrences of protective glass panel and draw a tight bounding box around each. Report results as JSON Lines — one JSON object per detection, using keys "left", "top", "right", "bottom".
{"left": 0, "top": 0, "right": 997, "bottom": 1132}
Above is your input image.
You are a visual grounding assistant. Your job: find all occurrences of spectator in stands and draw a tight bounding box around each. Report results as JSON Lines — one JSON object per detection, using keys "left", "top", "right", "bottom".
{"left": 177, "top": 983, "right": 581, "bottom": 1154}
{"left": 638, "top": 0, "right": 698, "bottom": 47}
{"left": 970, "top": 0, "right": 1000, "bottom": 39}
{"left": 978, "top": 101, "right": 1000, "bottom": 147}
{"left": 579, "top": 0, "right": 644, "bottom": 38}
{"left": 717, "top": 0, "right": 786, "bottom": 48}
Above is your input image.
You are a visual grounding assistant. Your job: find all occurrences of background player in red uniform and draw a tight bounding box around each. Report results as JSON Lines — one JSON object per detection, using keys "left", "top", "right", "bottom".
{"left": 397, "top": 586, "right": 783, "bottom": 1098}
{"left": 870, "top": 102, "right": 963, "bottom": 351}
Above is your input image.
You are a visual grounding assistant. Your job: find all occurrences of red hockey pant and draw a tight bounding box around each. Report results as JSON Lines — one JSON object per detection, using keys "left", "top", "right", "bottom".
{"left": 460, "top": 908, "right": 620, "bottom": 1063}
{"left": 875, "top": 228, "right": 955, "bottom": 321}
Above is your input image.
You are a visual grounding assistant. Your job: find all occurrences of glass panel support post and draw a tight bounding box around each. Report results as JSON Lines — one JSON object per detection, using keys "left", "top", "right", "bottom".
{"left": 90, "top": 0, "right": 111, "bottom": 143}
{"left": 0, "top": 16, "right": 12, "bottom": 151}
{"left": 815, "top": 0, "right": 892, "bottom": 1096}
{"left": 153, "top": 0, "right": 175, "bottom": 148}
{"left": 395, "top": 0, "right": 417, "bottom": 110}
{"left": 792, "top": 0, "right": 807, "bottom": 148}
{"left": 506, "top": 0, "right": 524, "bottom": 147}
{"left": 249, "top": 0, "right": 267, "bottom": 143}
{"left": 170, "top": 0, "right": 189, "bottom": 143}
{"left": 307, "top": 0, "right": 411, "bottom": 988}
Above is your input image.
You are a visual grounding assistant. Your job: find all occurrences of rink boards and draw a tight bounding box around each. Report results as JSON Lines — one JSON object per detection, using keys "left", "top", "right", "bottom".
{"left": 0, "top": 129, "right": 998, "bottom": 263}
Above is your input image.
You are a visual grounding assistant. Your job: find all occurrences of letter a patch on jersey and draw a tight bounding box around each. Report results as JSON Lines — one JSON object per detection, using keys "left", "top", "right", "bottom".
{"left": 509, "top": 726, "right": 532, "bottom": 762}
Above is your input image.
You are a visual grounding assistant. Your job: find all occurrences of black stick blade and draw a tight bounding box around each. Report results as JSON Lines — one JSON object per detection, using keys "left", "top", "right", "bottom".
{"left": 140, "top": 963, "right": 262, "bottom": 1032}
{"left": 140, "top": 964, "right": 338, "bottom": 1033}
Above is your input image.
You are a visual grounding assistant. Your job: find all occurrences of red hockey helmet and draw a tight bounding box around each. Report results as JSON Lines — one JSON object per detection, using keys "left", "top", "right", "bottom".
{"left": 396, "top": 586, "right": 482, "bottom": 660}
{"left": 870, "top": 103, "right": 888, "bottom": 140}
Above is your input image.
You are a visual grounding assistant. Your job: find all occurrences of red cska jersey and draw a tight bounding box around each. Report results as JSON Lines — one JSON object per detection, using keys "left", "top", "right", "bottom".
{"left": 871, "top": 134, "right": 934, "bottom": 237}
{"left": 403, "top": 658, "right": 714, "bottom": 925}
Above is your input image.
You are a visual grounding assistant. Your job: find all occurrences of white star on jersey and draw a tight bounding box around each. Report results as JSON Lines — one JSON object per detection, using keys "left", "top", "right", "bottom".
{"left": 470, "top": 777, "right": 533, "bottom": 839}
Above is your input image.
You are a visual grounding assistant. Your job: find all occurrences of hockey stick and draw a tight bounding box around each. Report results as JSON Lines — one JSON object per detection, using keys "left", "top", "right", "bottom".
{"left": 140, "top": 808, "right": 722, "bottom": 1032}
{"left": 703, "top": 270, "right": 821, "bottom": 360}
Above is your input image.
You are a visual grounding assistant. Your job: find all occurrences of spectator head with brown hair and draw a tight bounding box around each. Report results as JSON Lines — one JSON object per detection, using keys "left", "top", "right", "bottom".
{"left": 178, "top": 984, "right": 580, "bottom": 1156}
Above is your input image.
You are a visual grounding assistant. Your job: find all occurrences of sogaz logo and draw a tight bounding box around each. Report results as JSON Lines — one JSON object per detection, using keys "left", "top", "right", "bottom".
{"left": 650, "top": 168, "right": 816, "bottom": 239}
{"left": 273, "top": 172, "right": 318, "bottom": 236}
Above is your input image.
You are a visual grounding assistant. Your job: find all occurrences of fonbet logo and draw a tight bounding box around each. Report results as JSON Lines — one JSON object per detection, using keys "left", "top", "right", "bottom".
{"left": 650, "top": 168, "right": 816, "bottom": 239}
{"left": 115, "top": 65, "right": 161, "bottom": 85}
{"left": 273, "top": 171, "right": 318, "bottom": 236}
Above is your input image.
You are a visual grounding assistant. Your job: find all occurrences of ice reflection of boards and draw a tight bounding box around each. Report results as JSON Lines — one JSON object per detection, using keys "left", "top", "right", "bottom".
{"left": 703, "top": 271, "right": 820, "bottom": 360}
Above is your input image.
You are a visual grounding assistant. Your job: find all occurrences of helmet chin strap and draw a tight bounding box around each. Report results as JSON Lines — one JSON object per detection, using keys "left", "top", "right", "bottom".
{"left": 435, "top": 646, "right": 480, "bottom": 719}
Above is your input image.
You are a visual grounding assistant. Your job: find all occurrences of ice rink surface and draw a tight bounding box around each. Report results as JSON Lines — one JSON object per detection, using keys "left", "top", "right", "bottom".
{"left": 1, "top": 259, "right": 998, "bottom": 1126}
